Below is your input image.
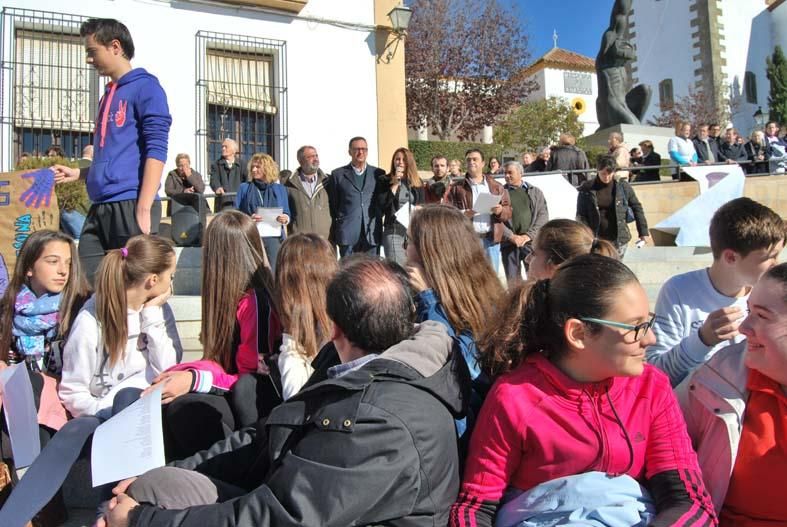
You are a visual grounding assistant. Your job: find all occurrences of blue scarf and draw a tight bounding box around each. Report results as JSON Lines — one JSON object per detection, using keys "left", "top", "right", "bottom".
{"left": 240, "top": 180, "right": 279, "bottom": 213}
{"left": 240, "top": 180, "right": 284, "bottom": 238}
{"left": 12, "top": 284, "right": 61, "bottom": 356}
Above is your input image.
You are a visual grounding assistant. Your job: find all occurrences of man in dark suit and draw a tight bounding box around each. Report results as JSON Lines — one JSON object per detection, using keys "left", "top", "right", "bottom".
{"left": 718, "top": 127, "right": 748, "bottom": 164}
{"left": 708, "top": 123, "right": 723, "bottom": 149}
{"left": 693, "top": 124, "right": 721, "bottom": 164}
{"left": 326, "top": 136, "right": 385, "bottom": 258}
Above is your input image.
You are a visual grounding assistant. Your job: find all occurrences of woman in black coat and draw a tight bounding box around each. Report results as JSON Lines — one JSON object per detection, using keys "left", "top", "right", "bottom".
{"left": 377, "top": 147, "right": 425, "bottom": 265}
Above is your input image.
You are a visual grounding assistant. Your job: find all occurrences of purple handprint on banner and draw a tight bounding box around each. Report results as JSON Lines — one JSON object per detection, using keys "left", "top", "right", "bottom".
{"left": 19, "top": 168, "right": 55, "bottom": 208}
{"left": 0, "top": 253, "right": 8, "bottom": 298}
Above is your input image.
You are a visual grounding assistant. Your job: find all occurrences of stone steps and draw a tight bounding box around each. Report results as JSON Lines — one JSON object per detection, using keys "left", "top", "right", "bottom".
{"left": 167, "top": 247, "right": 734, "bottom": 345}
{"left": 623, "top": 247, "right": 714, "bottom": 307}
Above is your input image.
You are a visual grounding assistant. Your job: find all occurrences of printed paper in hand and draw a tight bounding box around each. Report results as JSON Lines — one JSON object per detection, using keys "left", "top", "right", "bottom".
{"left": 472, "top": 192, "right": 502, "bottom": 214}
{"left": 0, "top": 363, "right": 41, "bottom": 467}
{"left": 256, "top": 207, "right": 283, "bottom": 238}
{"left": 394, "top": 205, "right": 411, "bottom": 229}
{"left": 91, "top": 386, "right": 165, "bottom": 487}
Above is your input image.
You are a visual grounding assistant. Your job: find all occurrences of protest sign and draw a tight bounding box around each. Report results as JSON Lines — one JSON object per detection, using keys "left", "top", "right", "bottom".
{"left": 0, "top": 169, "right": 59, "bottom": 296}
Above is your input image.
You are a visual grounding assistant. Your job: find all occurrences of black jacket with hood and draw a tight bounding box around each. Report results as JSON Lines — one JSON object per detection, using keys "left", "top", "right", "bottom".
{"left": 128, "top": 321, "right": 468, "bottom": 527}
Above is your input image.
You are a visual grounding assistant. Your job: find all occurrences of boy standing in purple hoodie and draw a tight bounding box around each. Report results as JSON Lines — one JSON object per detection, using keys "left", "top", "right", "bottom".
{"left": 54, "top": 18, "right": 171, "bottom": 282}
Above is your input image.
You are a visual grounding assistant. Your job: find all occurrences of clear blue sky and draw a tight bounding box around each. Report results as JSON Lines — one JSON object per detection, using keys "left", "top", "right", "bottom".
{"left": 508, "top": 0, "right": 616, "bottom": 62}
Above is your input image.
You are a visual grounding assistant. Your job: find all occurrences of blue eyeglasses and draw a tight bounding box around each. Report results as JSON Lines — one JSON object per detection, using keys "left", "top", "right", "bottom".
{"left": 579, "top": 312, "right": 656, "bottom": 341}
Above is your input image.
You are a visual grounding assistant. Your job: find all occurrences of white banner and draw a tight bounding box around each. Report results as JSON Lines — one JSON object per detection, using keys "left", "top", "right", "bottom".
{"left": 521, "top": 172, "right": 578, "bottom": 221}
{"left": 653, "top": 166, "right": 746, "bottom": 246}
{"left": 681, "top": 164, "right": 745, "bottom": 194}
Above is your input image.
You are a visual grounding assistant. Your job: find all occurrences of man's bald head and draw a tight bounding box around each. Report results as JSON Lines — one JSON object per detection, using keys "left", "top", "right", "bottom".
{"left": 327, "top": 257, "right": 415, "bottom": 355}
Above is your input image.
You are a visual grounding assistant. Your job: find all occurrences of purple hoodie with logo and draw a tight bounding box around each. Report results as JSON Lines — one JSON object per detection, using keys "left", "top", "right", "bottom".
{"left": 87, "top": 67, "right": 171, "bottom": 203}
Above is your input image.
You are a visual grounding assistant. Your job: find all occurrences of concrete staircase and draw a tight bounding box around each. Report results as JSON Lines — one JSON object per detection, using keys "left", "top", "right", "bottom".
{"left": 622, "top": 246, "right": 715, "bottom": 308}
{"left": 169, "top": 295, "right": 203, "bottom": 362}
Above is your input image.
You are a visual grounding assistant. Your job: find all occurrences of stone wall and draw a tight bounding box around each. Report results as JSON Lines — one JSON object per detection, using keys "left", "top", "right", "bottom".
{"left": 633, "top": 175, "right": 787, "bottom": 243}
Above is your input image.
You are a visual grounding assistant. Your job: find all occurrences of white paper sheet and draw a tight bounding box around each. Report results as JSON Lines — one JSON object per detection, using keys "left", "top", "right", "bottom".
{"left": 473, "top": 192, "right": 502, "bottom": 213}
{"left": 102, "top": 371, "right": 149, "bottom": 403}
{"left": 395, "top": 205, "right": 411, "bottom": 229}
{"left": 0, "top": 364, "right": 41, "bottom": 467}
{"left": 256, "top": 207, "right": 283, "bottom": 238}
{"left": 91, "top": 386, "right": 165, "bottom": 487}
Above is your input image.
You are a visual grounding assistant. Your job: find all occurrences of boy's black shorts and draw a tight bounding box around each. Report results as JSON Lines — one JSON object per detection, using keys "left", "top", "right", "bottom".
{"left": 78, "top": 199, "right": 162, "bottom": 282}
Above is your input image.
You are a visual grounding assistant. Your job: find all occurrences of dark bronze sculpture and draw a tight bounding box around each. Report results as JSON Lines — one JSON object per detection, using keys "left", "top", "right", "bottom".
{"left": 596, "top": 0, "right": 651, "bottom": 129}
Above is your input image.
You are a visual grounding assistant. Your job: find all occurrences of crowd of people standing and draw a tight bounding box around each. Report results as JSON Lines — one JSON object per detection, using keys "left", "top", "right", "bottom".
{"left": 668, "top": 120, "right": 787, "bottom": 176}
{"left": 4, "top": 15, "right": 787, "bottom": 527}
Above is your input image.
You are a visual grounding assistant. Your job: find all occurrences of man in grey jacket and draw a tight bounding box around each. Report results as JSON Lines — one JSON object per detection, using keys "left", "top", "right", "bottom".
{"left": 102, "top": 257, "right": 467, "bottom": 527}
{"left": 283, "top": 145, "right": 331, "bottom": 241}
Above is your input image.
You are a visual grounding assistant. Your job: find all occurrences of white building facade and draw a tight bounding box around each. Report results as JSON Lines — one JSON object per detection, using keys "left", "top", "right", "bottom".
{"left": 0, "top": 0, "right": 408, "bottom": 177}
{"left": 629, "top": 0, "right": 786, "bottom": 134}
{"left": 521, "top": 47, "right": 600, "bottom": 135}
{"left": 407, "top": 47, "right": 599, "bottom": 145}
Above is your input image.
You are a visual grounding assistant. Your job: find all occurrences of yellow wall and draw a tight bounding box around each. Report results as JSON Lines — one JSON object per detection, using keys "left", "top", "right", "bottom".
{"left": 373, "top": 0, "right": 408, "bottom": 169}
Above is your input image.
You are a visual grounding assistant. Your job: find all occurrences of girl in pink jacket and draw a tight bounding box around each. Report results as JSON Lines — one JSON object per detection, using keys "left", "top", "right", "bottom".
{"left": 144, "top": 210, "right": 281, "bottom": 458}
{"left": 451, "top": 254, "right": 717, "bottom": 527}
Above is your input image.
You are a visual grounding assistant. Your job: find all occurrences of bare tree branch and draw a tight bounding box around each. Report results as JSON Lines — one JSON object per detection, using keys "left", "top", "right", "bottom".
{"left": 405, "top": 0, "right": 537, "bottom": 140}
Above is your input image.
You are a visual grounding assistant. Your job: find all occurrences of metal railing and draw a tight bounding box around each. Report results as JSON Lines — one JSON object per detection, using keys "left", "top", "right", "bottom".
{"left": 494, "top": 159, "right": 782, "bottom": 186}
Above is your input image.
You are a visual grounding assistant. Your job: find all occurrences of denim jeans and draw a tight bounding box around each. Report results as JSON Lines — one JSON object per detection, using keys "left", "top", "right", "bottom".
{"left": 59, "top": 209, "right": 86, "bottom": 240}
{"left": 481, "top": 236, "right": 501, "bottom": 274}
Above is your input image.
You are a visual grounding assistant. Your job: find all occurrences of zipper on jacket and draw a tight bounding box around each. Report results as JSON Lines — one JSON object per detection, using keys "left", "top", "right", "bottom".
{"left": 592, "top": 384, "right": 611, "bottom": 470}
{"left": 582, "top": 385, "right": 607, "bottom": 472}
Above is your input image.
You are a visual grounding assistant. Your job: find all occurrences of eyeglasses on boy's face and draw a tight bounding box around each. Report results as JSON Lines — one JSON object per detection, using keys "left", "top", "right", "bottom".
{"left": 579, "top": 312, "right": 656, "bottom": 341}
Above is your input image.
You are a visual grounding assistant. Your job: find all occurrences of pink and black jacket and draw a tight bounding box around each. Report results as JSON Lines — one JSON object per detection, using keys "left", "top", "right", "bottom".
{"left": 451, "top": 354, "right": 717, "bottom": 527}
{"left": 166, "top": 288, "right": 282, "bottom": 394}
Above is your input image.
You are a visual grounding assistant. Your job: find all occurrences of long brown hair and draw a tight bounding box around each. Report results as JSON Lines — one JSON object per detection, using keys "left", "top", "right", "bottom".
{"left": 388, "top": 147, "right": 423, "bottom": 188}
{"left": 95, "top": 235, "right": 175, "bottom": 367}
{"left": 201, "top": 210, "right": 274, "bottom": 371}
{"left": 408, "top": 204, "right": 504, "bottom": 337}
{"left": 534, "top": 219, "right": 618, "bottom": 267}
{"left": 275, "top": 233, "right": 337, "bottom": 360}
{"left": 0, "top": 230, "right": 90, "bottom": 361}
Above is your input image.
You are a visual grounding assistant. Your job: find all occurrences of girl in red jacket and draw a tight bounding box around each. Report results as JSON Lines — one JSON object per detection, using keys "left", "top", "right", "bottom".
{"left": 451, "top": 254, "right": 717, "bottom": 527}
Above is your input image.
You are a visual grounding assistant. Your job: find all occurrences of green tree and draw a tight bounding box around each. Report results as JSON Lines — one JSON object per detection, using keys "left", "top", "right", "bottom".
{"left": 494, "top": 97, "right": 584, "bottom": 152}
{"left": 767, "top": 45, "right": 787, "bottom": 126}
